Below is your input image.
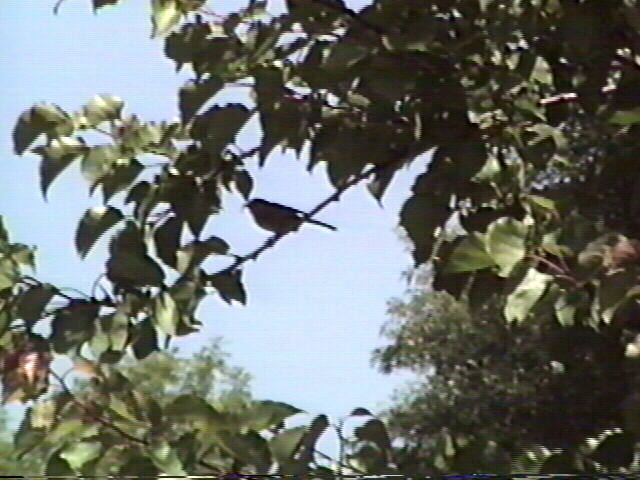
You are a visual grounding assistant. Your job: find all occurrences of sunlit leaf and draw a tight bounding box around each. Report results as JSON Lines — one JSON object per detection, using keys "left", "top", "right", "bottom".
{"left": 486, "top": 218, "right": 528, "bottom": 277}
{"left": 504, "top": 268, "right": 552, "bottom": 323}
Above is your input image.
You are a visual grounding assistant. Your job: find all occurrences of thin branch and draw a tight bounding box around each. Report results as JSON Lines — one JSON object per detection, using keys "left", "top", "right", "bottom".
{"left": 538, "top": 84, "right": 616, "bottom": 106}
{"left": 90, "top": 273, "right": 107, "bottom": 300}
{"left": 529, "top": 254, "right": 567, "bottom": 275}
{"left": 215, "top": 162, "right": 391, "bottom": 276}
{"left": 529, "top": 254, "right": 581, "bottom": 287}
{"left": 94, "top": 126, "right": 117, "bottom": 138}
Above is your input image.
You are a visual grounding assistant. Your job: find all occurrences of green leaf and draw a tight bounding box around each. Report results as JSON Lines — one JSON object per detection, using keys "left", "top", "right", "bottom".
{"left": 270, "top": 426, "right": 307, "bottom": 463}
{"left": 126, "top": 180, "right": 151, "bottom": 205}
{"left": 119, "top": 455, "right": 159, "bottom": 476}
{"left": 50, "top": 301, "right": 99, "bottom": 353}
{"left": 589, "top": 431, "right": 635, "bottom": 468}
{"left": 610, "top": 108, "right": 640, "bottom": 125}
{"left": 100, "top": 158, "right": 144, "bottom": 203}
{"left": 351, "top": 407, "right": 372, "bottom": 416}
{"left": 30, "top": 399, "right": 57, "bottom": 430}
{"left": 106, "top": 252, "right": 165, "bottom": 288}
{"left": 45, "top": 452, "right": 76, "bottom": 476}
{"left": 242, "top": 400, "right": 303, "bottom": 431}
{"left": 10, "top": 243, "right": 35, "bottom": 269}
{"left": 367, "top": 167, "right": 395, "bottom": 204}
{"left": 163, "top": 175, "right": 219, "bottom": 237}
{"left": 445, "top": 233, "right": 495, "bottom": 273}
{"left": 107, "top": 223, "right": 165, "bottom": 288}
{"left": 45, "top": 417, "right": 98, "bottom": 444}
{"left": 216, "top": 430, "right": 272, "bottom": 473}
{"left": 207, "top": 270, "right": 246, "bottom": 305}
{"left": 13, "top": 103, "right": 72, "bottom": 154}
{"left": 75, "top": 206, "right": 124, "bottom": 259}
{"left": 154, "top": 292, "right": 179, "bottom": 336}
{"left": 539, "top": 451, "right": 577, "bottom": 473}
{"left": 596, "top": 270, "right": 639, "bottom": 324}
{"left": 152, "top": 0, "right": 183, "bottom": 38}
{"left": 295, "top": 414, "right": 328, "bottom": 465}
{"left": 60, "top": 441, "right": 102, "bottom": 470}
{"left": 323, "top": 41, "right": 370, "bottom": 70}
{"left": 354, "top": 418, "right": 392, "bottom": 452}
{"left": 179, "top": 77, "right": 225, "bottom": 123}
{"left": 34, "top": 137, "right": 87, "bottom": 199}
{"left": 191, "top": 103, "right": 252, "bottom": 154}
{"left": 526, "top": 194, "right": 556, "bottom": 212}
{"left": 234, "top": 170, "right": 254, "bottom": 200}
{"left": 486, "top": 217, "right": 528, "bottom": 277}
{"left": 400, "top": 172, "right": 451, "bottom": 266}
{"left": 82, "top": 95, "right": 124, "bottom": 126}
{"left": 107, "top": 308, "right": 130, "bottom": 351}
{"left": 554, "top": 294, "right": 577, "bottom": 326}
{"left": 165, "top": 394, "right": 230, "bottom": 428}
{"left": 81, "top": 145, "right": 121, "bottom": 186}
{"left": 175, "top": 236, "right": 230, "bottom": 274}
{"left": 504, "top": 268, "right": 552, "bottom": 323}
{"left": 148, "top": 439, "right": 187, "bottom": 475}
{"left": 132, "top": 316, "right": 158, "bottom": 359}
{"left": 154, "top": 215, "right": 182, "bottom": 268}
{"left": 0, "top": 257, "right": 19, "bottom": 290}
{"left": 17, "top": 284, "right": 56, "bottom": 327}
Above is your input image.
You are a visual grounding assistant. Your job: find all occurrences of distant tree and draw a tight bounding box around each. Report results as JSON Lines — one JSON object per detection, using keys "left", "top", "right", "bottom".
{"left": 374, "top": 286, "right": 631, "bottom": 456}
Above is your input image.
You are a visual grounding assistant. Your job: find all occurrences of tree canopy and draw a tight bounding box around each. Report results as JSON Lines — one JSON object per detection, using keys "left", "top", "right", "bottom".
{"left": 4, "top": 0, "right": 640, "bottom": 475}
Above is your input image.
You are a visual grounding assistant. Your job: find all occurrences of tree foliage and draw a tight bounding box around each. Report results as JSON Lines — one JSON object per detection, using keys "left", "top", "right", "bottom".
{"left": 374, "top": 287, "right": 633, "bottom": 462}
{"left": 4, "top": 0, "right": 640, "bottom": 474}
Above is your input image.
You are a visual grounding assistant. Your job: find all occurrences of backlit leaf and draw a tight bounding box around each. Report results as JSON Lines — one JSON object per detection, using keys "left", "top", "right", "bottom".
{"left": 75, "top": 206, "right": 124, "bottom": 258}
{"left": 504, "top": 268, "right": 552, "bottom": 323}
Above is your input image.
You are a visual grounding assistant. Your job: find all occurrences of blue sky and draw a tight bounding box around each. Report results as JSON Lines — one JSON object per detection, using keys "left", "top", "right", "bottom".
{"left": 0, "top": 0, "right": 426, "bottom": 444}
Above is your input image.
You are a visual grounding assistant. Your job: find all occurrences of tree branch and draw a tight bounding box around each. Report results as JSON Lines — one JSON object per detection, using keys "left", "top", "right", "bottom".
{"left": 215, "top": 162, "right": 391, "bottom": 277}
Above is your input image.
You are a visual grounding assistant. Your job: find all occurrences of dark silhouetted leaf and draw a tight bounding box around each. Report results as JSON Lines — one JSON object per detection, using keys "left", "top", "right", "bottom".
{"left": 132, "top": 316, "right": 158, "bottom": 359}
{"left": 75, "top": 206, "right": 124, "bottom": 259}
{"left": 34, "top": 137, "right": 87, "bottom": 199}
{"left": 354, "top": 418, "right": 392, "bottom": 452}
{"left": 590, "top": 431, "right": 635, "bottom": 468}
{"left": 154, "top": 215, "right": 182, "bottom": 268}
{"left": 207, "top": 270, "right": 246, "bottom": 305}
{"left": 179, "top": 76, "right": 225, "bottom": 123}
{"left": 17, "top": 284, "right": 56, "bottom": 327}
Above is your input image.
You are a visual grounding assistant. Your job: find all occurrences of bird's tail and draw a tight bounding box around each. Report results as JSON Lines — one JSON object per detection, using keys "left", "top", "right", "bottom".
{"left": 306, "top": 218, "right": 337, "bottom": 231}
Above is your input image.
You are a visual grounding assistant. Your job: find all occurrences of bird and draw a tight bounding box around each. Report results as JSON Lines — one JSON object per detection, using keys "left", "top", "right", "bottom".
{"left": 246, "top": 198, "right": 336, "bottom": 235}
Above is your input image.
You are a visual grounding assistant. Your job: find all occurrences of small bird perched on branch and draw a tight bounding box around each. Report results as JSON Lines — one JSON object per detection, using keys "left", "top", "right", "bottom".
{"left": 246, "top": 198, "right": 336, "bottom": 235}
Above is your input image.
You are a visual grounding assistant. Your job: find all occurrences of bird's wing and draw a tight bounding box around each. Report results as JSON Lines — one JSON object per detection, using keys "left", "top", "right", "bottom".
{"left": 266, "top": 200, "right": 306, "bottom": 215}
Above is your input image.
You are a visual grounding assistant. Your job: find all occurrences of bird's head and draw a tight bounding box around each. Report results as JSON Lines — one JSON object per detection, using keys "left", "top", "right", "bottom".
{"left": 245, "top": 198, "right": 268, "bottom": 210}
